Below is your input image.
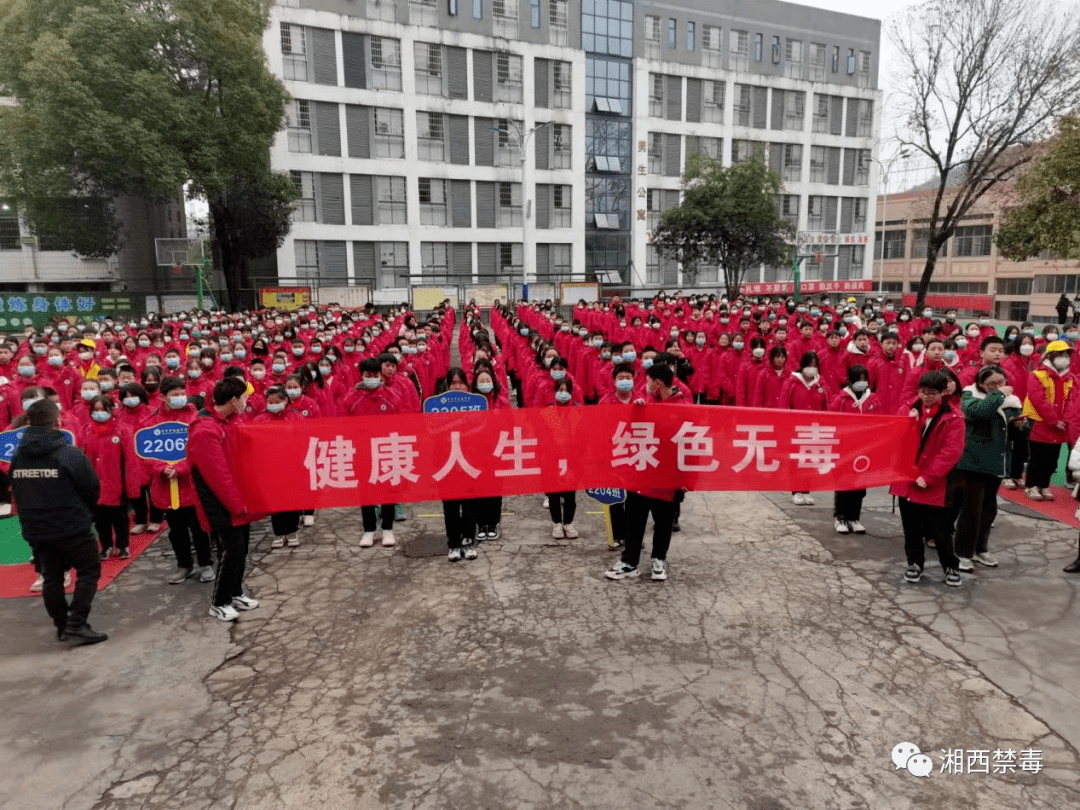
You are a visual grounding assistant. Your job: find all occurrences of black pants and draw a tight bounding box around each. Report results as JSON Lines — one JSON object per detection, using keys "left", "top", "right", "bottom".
{"left": 621, "top": 492, "right": 676, "bottom": 567}
{"left": 131, "top": 485, "right": 164, "bottom": 525}
{"left": 166, "top": 506, "right": 212, "bottom": 568}
{"left": 1008, "top": 424, "right": 1029, "bottom": 481}
{"left": 898, "top": 497, "right": 960, "bottom": 571}
{"left": 33, "top": 533, "right": 100, "bottom": 630}
{"left": 1026, "top": 441, "right": 1062, "bottom": 489}
{"left": 546, "top": 491, "right": 576, "bottom": 525}
{"left": 833, "top": 490, "right": 866, "bottom": 522}
{"left": 94, "top": 504, "right": 129, "bottom": 551}
{"left": 271, "top": 511, "right": 301, "bottom": 537}
{"left": 442, "top": 499, "right": 475, "bottom": 548}
{"left": 609, "top": 501, "right": 627, "bottom": 542}
{"left": 361, "top": 504, "right": 396, "bottom": 532}
{"left": 954, "top": 471, "right": 1001, "bottom": 559}
{"left": 475, "top": 496, "right": 502, "bottom": 528}
{"left": 211, "top": 524, "right": 250, "bottom": 607}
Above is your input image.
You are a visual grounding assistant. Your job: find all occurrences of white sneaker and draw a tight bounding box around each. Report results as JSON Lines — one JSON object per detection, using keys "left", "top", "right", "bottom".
{"left": 792, "top": 493, "right": 806, "bottom": 506}
{"left": 131, "top": 524, "right": 148, "bottom": 535}
{"left": 651, "top": 559, "right": 667, "bottom": 581}
{"left": 1039, "top": 487, "right": 1055, "bottom": 502}
{"left": 199, "top": 565, "right": 215, "bottom": 583}
{"left": 381, "top": 530, "right": 396, "bottom": 547}
{"left": 463, "top": 546, "right": 477, "bottom": 560}
{"left": 803, "top": 494, "right": 815, "bottom": 505}
{"left": 286, "top": 533, "right": 300, "bottom": 547}
{"left": 210, "top": 604, "right": 240, "bottom": 622}
{"left": 231, "top": 594, "right": 260, "bottom": 611}
{"left": 447, "top": 548, "right": 462, "bottom": 561}
{"left": 271, "top": 536, "right": 285, "bottom": 549}
{"left": 543, "top": 497, "right": 549, "bottom": 508}
{"left": 360, "top": 532, "right": 375, "bottom": 547}
{"left": 552, "top": 523, "right": 564, "bottom": 539}
{"left": 563, "top": 523, "right": 579, "bottom": 539}
{"left": 974, "top": 552, "right": 999, "bottom": 568}
{"left": 303, "top": 514, "right": 315, "bottom": 526}
{"left": 957, "top": 557, "right": 975, "bottom": 573}
{"left": 0, "top": 503, "right": 12, "bottom": 515}
{"left": 849, "top": 520, "right": 866, "bottom": 534}
{"left": 834, "top": 519, "right": 850, "bottom": 534}
{"left": 147, "top": 522, "right": 162, "bottom": 533}
{"left": 29, "top": 574, "right": 43, "bottom": 592}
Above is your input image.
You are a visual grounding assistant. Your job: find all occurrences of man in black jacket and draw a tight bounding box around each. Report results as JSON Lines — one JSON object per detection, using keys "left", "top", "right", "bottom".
{"left": 10, "top": 399, "right": 106, "bottom": 645}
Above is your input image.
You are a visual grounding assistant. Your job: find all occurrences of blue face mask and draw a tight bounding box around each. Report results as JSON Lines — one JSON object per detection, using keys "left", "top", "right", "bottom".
{"left": 91, "top": 410, "right": 111, "bottom": 423}
{"left": 555, "top": 391, "right": 572, "bottom": 404}
{"left": 188, "top": 369, "right": 202, "bottom": 379}
{"left": 615, "top": 378, "right": 634, "bottom": 393}
{"left": 168, "top": 396, "right": 188, "bottom": 409}
{"left": 520, "top": 327, "right": 529, "bottom": 336}
{"left": 166, "top": 357, "right": 180, "bottom": 369}
{"left": 266, "top": 402, "right": 286, "bottom": 414}
{"left": 235, "top": 349, "right": 246, "bottom": 358}
{"left": 477, "top": 382, "right": 494, "bottom": 394}
{"left": 550, "top": 369, "right": 566, "bottom": 380}
{"left": 18, "top": 366, "right": 34, "bottom": 377}
{"left": 623, "top": 351, "right": 637, "bottom": 362}
{"left": 642, "top": 358, "right": 654, "bottom": 369}
{"left": 272, "top": 363, "right": 286, "bottom": 374}
{"left": 47, "top": 356, "right": 63, "bottom": 367}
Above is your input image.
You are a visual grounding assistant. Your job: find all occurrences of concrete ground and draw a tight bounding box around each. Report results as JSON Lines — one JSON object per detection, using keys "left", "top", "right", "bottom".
{"left": 0, "top": 488, "right": 1078, "bottom": 810}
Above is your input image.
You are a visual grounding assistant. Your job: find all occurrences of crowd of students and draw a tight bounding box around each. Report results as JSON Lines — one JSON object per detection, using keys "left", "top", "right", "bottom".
{"left": 8, "top": 289, "right": 1080, "bottom": 619}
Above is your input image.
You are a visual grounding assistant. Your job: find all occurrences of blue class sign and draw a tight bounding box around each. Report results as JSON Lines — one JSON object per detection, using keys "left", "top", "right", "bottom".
{"left": 423, "top": 391, "right": 489, "bottom": 414}
{"left": 585, "top": 488, "right": 627, "bottom": 505}
{"left": 134, "top": 422, "right": 189, "bottom": 463}
{"left": 0, "top": 427, "right": 75, "bottom": 463}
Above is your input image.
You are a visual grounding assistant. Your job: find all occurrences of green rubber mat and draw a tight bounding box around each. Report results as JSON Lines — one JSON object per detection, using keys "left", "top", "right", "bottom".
{"left": 0, "top": 517, "right": 31, "bottom": 565}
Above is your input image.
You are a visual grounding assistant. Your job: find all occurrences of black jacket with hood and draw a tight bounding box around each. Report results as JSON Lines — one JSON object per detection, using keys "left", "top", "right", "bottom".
{"left": 10, "top": 426, "right": 100, "bottom": 543}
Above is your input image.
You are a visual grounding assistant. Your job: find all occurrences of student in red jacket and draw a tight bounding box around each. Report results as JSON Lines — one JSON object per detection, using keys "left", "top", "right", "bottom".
{"left": 471, "top": 364, "right": 508, "bottom": 542}
{"left": 188, "top": 377, "right": 263, "bottom": 622}
{"left": 753, "top": 346, "right": 788, "bottom": 408}
{"left": 780, "top": 351, "right": 830, "bottom": 506}
{"left": 889, "top": 371, "right": 965, "bottom": 587}
{"left": 869, "top": 332, "right": 907, "bottom": 415}
{"left": 349, "top": 359, "right": 400, "bottom": 548}
{"left": 251, "top": 385, "right": 305, "bottom": 550}
{"left": 82, "top": 396, "right": 140, "bottom": 559}
{"left": 1001, "top": 335, "right": 1039, "bottom": 489}
{"left": 1022, "top": 340, "right": 1075, "bottom": 501}
{"left": 544, "top": 377, "right": 581, "bottom": 539}
{"left": 830, "top": 364, "right": 880, "bottom": 534}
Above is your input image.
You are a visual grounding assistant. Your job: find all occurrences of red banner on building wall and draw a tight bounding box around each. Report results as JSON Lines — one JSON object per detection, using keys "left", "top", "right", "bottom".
{"left": 234, "top": 404, "right": 919, "bottom": 511}
{"left": 740, "top": 280, "right": 874, "bottom": 296}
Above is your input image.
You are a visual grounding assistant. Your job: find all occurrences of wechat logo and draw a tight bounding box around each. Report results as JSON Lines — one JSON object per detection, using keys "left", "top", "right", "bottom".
{"left": 892, "top": 742, "right": 933, "bottom": 777}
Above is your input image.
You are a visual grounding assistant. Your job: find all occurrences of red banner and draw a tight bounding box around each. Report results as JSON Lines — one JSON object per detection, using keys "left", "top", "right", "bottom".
{"left": 234, "top": 405, "right": 919, "bottom": 511}
{"left": 740, "top": 280, "right": 873, "bottom": 296}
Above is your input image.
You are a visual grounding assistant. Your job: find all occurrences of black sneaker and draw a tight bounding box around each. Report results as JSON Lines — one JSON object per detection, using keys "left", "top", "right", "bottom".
{"left": 943, "top": 568, "right": 962, "bottom": 587}
{"left": 671, "top": 519, "right": 681, "bottom": 533}
{"left": 99, "top": 548, "right": 112, "bottom": 561}
{"left": 117, "top": 548, "right": 131, "bottom": 560}
{"left": 488, "top": 524, "right": 500, "bottom": 541}
{"left": 904, "top": 564, "right": 923, "bottom": 583}
{"left": 475, "top": 527, "right": 489, "bottom": 542}
{"left": 61, "top": 623, "right": 108, "bottom": 645}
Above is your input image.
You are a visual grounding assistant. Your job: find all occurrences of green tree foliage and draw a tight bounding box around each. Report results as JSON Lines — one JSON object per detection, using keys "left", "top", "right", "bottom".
{"left": 996, "top": 116, "right": 1080, "bottom": 262}
{"left": 651, "top": 151, "right": 792, "bottom": 298}
{"left": 0, "top": 0, "right": 295, "bottom": 308}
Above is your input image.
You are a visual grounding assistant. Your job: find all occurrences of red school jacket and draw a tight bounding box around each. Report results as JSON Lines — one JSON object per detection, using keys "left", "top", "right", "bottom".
{"left": 888, "top": 401, "right": 965, "bottom": 507}
{"left": 80, "top": 419, "right": 141, "bottom": 507}
{"left": 778, "top": 372, "right": 830, "bottom": 412}
{"left": 143, "top": 404, "right": 200, "bottom": 511}
{"left": 188, "top": 407, "right": 266, "bottom": 531}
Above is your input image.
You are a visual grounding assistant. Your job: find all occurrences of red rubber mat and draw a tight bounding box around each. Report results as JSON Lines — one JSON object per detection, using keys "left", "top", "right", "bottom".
{"left": 998, "top": 484, "right": 1080, "bottom": 529}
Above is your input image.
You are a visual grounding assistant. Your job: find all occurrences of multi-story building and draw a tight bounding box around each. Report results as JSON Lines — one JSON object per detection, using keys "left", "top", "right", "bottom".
{"left": 873, "top": 184, "right": 1074, "bottom": 323}
{"left": 267, "top": 0, "right": 881, "bottom": 299}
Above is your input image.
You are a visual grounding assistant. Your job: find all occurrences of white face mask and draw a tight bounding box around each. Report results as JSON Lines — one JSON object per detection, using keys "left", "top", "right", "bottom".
{"left": 1052, "top": 355, "right": 1071, "bottom": 372}
{"left": 1020, "top": 344, "right": 1035, "bottom": 357}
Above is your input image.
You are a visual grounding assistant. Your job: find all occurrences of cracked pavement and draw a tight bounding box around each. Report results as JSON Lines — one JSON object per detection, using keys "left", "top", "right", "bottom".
{"left": 1, "top": 488, "right": 1078, "bottom": 809}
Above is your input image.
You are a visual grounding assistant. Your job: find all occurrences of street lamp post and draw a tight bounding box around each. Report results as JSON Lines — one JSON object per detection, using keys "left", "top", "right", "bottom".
{"left": 869, "top": 147, "right": 910, "bottom": 297}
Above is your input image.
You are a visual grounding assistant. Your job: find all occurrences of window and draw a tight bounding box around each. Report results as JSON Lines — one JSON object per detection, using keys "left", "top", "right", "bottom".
{"left": 421, "top": 242, "right": 450, "bottom": 280}
{"left": 731, "top": 139, "right": 754, "bottom": 164}
{"left": 1033, "top": 275, "right": 1080, "bottom": 294}
{"left": 649, "top": 73, "right": 665, "bottom": 117}
{"left": 703, "top": 80, "right": 724, "bottom": 123}
{"left": 498, "top": 182, "right": 523, "bottom": 227}
{"left": 586, "top": 116, "right": 630, "bottom": 173}
{"left": 1004, "top": 300, "right": 1030, "bottom": 322}
{"left": 294, "top": 240, "right": 319, "bottom": 278}
{"left": 552, "top": 124, "right": 572, "bottom": 169}
{"left": 499, "top": 242, "right": 523, "bottom": 275}
{"left": 473, "top": 0, "right": 482, "bottom": 19}
{"left": 853, "top": 198, "right": 868, "bottom": 232}
{"left": 847, "top": 48, "right": 856, "bottom": 75}
{"left": 552, "top": 61, "right": 571, "bottom": 108}
{"left": 832, "top": 45, "right": 840, "bottom": 73}
{"left": 668, "top": 19, "right": 677, "bottom": 50}
{"left": 376, "top": 176, "right": 407, "bottom": 224}
{"left": 858, "top": 50, "right": 872, "bottom": 87}
{"left": 586, "top": 232, "right": 629, "bottom": 276}
{"left": 418, "top": 178, "right": 448, "bottom": 225}
{"left": 648, "top": 132, "right": 664, "bottom": 174}
{"left": 550, "top": 0, "right": 568, "bottom": 45}
{"left": 686, "top": 22, "right": 695, "bottom": 51}
{"left": 369, "top": 37, "right": 402, "bottom": 91}
{"left": 731, "top": 29, "right": 749, "bottom": 70}
{"left": 551, "top": 244, "right": 572, "bottom": 274}
{"left": 779, "top": 194, "right": 799, "bottom": 225}
{"left": 783, "top": 144, "right": 802, "bottom": 183}
{"left": 646, "top": 245, "right": 660, "bottom": 284}
{"left": 287, "top": 99, "right": 312, "bottom": 152}
{"left": 809, "top": 42, "right": 826, "bottom": 81}
{"left": 812, "top": 94, "right": 829, "bottom": 133}
{"left": 857, "top": 99, "right": 873, "bottom": 137}
{"left": 646, "top": 189, "right": 663, "bottom": 231}
{"left": 290, "top": 171, "right": 317, "bottom": 222}
{"left": 784, "top": 91, "right": 805, "bottom": 131}
{"left": 754, "top": 33, "right": 763, "bottom": 62}
{"left": 552, "top": 185, "right": 572, "bottom": 228}
{"left": 872, "top": 230, "right": 904, "bottom": 259}
{"left": 586, "top": 55, "right": 632, "bottom": 115}
{"left": 409, "top": 0, "right": 438, "bottom": 26}
{"left": 734, "top": 84, "right": 751, "bottom": 127}
{"left": 415, "top": 43, "right": 443, "bottom": 96}
{"left": 855, "top": 149, "right": 870, "bottom": 185}
{"left": 416, "top": 111, "right": 446, "bottom": 162}
{"left": 373, "top": 107, "right": 404, "bottom": 158}
{"left": 784, "top": 39, "right": 803, "bottom": 79}
{"left": 953, "top": 224, "right": 993, "bottom": 256}
{"left": 495, "top": 52, "right": 523, "bottom": 103}
{"left": 493, "top": 0, "right": 518, "bottom": 38}
{"left": 531, "top": 0, "right": 540, "bottom": 27}
{"left": 997, "top": 277, "right": 1033, "bottom": 296}
{"left": 916, "top": 281, "right": 988, "bottom": 295}
{"left": 807, "top": 196, "right": 825, "bottom": 230}
{"left": 810, "top": 146, "right": 826, "bottom": 183}
{"left": 450, "top": 0, "right": 458, "bottom": 16}
{"left": 281, "top": 23, "right": 307, "bottom": 81}
{"left": 369, "top": 0, "right": 397, "bottom": 22}
{"left": 379, "top": 242, "right": 410, "bottom": 289}
{"left": 911, "top": 232, "right": 946, "bottom": 258}
{"left": 699, "top": 136, "right": 722, "bottom": 161}
{"left": 0, "top": 202, "right": 20, "bottom": 249}
{"left": 644, "top": 15, "right": 661, "bottom": 58}
{"left": 771, "top": 36, "right": 781, "bottom": 64}
{"left": 703, "top": 25, "right": 722, "bottom": 67}
{"left": 496, "top": 118, "right": 523, "bottom": 166}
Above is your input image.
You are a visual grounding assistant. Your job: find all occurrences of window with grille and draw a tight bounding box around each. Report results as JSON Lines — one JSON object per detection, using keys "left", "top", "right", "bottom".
{"left": 552, "top": 185, "right": 572, "bottom": 228}
{"left": 550, "top": 0, "right": 568, "bottom": 45}
{"left": 416, "top": 112, "right": 446, "bottom": 162}
{"left": 649, "top": 74, "right": 664, "bottom": 117}
{"left": 996, "top": 277, "right": 1033, "bottom": 295}
{"left": 703, "top": 80, "right": 724, "bottom": 123}
{"left": 730, "top": 29, "right": 749, "bottom": 70}
{"left": 855, "top": 149, "right": 870, "bottom": 185}
{"left": 0, "top": 203, "right": 20, "bottom": 249}
{"left": 858, "top": 50, "right": 871, "bottom": 82}
{"left": 415, "top": 43, "right": 443, "bottom": 96}
{"left": 734, "top": 84, "right": 751, "bottom": 126}
{"left": 552, "top": 61, "right": 571, "bottom": 108}
{"left": 648, "top": 132, "right": 664, "bottom": 174}
{"left": 784, "top": 39, "right": 803, "bottom": 79}
{"left": 853, "top": 198, "right": 868, "bottom": 231}
{"left": 551, "top": 244, "right": 571, "bottom": 274}
{"left": 807, "top": 196, "right": 824, "bottom": 230}
{"left": 780, "top": 195, "right": 799, "bottom": 224}
{"left": 812, "top": 94, "right": 830, "bottom": 133}
{"left": 700, "top": 136, "right": 722, "bottom": 160}
{"left": 287, "top": 99, "right": 312, "bottom": 152}
{"left": 421, "top": 242, "right": 449, "bottom": 280}
{"left": 731, "top": 139, "right": 753, "bottom": 164}
{"left": 498, "top": 182, "right": 523, "bottom": 227}
{"left": 783, "top": 144, "right": 802, "bottom": 183}
{"left": 645, "top": 15, "right": 661, "bottom": 58}
{"left": 874, "top": 230, "right": 906, "bottom": 259}
{"left": 646, "top": 245, "right": 660, "bottom": 283}
{"left": 376, "top": 176, "right": 407, "bottom": 224}
{"left": 379, "top": 242, "right": 409, "bottom": 288}
{"left": 784, "top": 91, "right": 805, "bottom": 131}
{"left": 290, "top": 171, "right": 317, "bottom": 222}
{"left": 496, "top": 119, "right": 523, "bottom": 166}
{"left": 368, "top": 0, "right": 397, "bottom": 22}
{"left": 1033, "top": 275, "right": 1080, "bottom": 294}
{"left": 281, "top": 23, "right": 308, "bottom": 81}
{"left": 493, "top": 0, "right": 518, "bottom": 37}
{"left": 857, "top": 99, "right": 873, "bottom": 137}
{"left": 418, "top": 179, "right": 448, "bottom": 225}
{"left": 373, "top": 107, "right": 405, "bottom": 158}
{"left": 495, "top": 53, "right": 523, "bottom": 103}
{"left": 369, "top": 37, "right": 402, "bottom": 91}
{"left": 703, "top": 25, "right": 722, "bottom": 67}
{"left": 809, "top": 43, "right": 826, "bottom": 81}
{"left": 953, "top": 224, "right": 993, "bottom": 256}
{"left": 409, "top": 0, "right": 438, "bottom": 26}
{"left": 552, "top": 124, "right": 572, "bottom": 169}
{"left": 646, "top": 188, "right": 662, "bottom": 231}
{"left": 295, "top": 240, "right": 319, "bottom": 278}
{"left": 809, "top": 146, "right": 826, "bottom": 182}
{"left": 499, "top": 242, "right": 522, "bottom": 273}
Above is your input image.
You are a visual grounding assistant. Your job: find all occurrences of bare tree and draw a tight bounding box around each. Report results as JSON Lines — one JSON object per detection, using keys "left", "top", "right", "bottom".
{"left": 892, "top": 0, "right": 1080, "bottom": 310}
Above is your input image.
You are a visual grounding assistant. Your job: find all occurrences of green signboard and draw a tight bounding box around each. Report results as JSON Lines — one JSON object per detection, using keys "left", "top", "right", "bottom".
{"left": 0, "top": 292, "right": 137, "bottom": 330}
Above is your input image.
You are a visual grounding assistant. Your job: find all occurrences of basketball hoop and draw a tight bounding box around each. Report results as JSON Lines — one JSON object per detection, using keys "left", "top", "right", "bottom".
{"left": 171, "top": 264, "right": 184, "bottom": 275}
{"left": 814, "top": 250, "right": 826, "bottom": 265}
